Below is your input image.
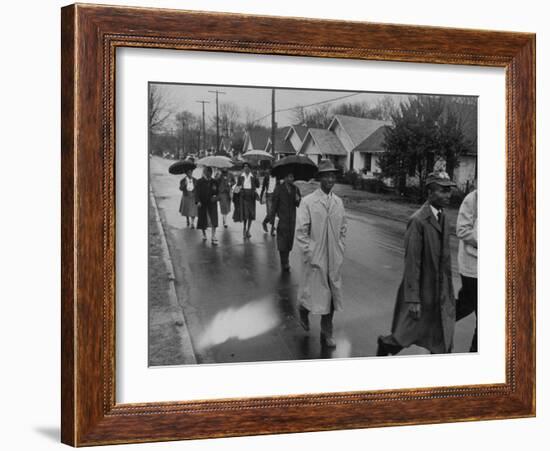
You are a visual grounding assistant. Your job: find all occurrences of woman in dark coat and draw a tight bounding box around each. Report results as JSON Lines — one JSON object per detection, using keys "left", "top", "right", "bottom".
{"left": 216, "top": 168, "right": 233, "bottom": 228}
{"left": 195, "top": 166, "right": 219, "bottom": 245}
{"left": 179, "top": 169, "right": 198, "bottom": 228}
{"left": 270, "top": 172, "right": 301, "bottom": 271}
{"left": 232, "top": 180, "right": 242, "bottom": 224}
{"left": 237, "top": 162, "right": 260, "bottom": 239}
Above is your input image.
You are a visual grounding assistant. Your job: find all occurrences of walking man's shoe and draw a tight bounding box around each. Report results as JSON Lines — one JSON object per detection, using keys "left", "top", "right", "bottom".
{"left": 298, "top": 306, "right": 310, "bottom": 331}
{"left": 321, "top": 334, "right": 337, "bottom": 348}
{"left": 376, "top": 335, "right": 402, "bottom": 356}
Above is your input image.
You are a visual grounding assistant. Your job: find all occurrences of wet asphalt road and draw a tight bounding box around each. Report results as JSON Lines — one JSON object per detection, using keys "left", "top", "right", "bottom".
{"left": 150, "top": 156, "right": 476, "bottom": 365}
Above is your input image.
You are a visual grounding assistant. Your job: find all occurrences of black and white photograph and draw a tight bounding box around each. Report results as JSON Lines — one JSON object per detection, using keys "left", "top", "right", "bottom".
{"left": 148, "top": 82, "right": 479, "bottom": 366}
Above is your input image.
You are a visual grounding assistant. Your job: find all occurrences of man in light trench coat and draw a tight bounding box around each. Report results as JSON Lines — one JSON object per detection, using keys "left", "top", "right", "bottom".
{"left": 295, "top": 160, "right": 347, "bottom": 348}
{"left": 377, "top": 171, "right": 457, "bottom": 356}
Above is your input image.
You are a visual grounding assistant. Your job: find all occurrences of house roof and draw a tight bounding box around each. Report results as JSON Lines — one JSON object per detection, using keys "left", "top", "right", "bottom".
{"left": 330, "top": 114, "right": 391, "bottom": 147}
{"left": 220, "top": 136, "right": 232, "bottom": 149}
{"left": 270, "top": 126, "right": 294, "bottom": 154}
{"left": 285, "top": 124, "right": 309, "bottom": 142}
{"left": 353, "top": 125, "right": 391, "bottom": 153}
{"left": 246, "top": 129, "right": 270, "bottom": 150}
{"left": 301, "top": 129, "right": 347, "bottom": 156}
{"left": 269, "top": 138, "right": 295, "bottom": 154}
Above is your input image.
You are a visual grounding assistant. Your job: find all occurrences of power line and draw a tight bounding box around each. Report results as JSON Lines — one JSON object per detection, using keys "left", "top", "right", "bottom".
{"left": 250, "top": 92, "right": 363, "bottom": 125}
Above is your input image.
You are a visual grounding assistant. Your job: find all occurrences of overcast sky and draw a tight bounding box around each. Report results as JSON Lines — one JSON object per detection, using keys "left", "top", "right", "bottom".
{"left": 152, "top": 82, "right": 411, "bottom": 130}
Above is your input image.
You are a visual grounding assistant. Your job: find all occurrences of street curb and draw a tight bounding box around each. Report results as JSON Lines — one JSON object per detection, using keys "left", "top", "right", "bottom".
{"left": 149, "top": 187, "right": 197, "bottom": 365}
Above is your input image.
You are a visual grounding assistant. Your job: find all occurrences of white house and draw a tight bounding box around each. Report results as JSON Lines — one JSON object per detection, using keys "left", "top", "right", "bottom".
{"left": 328, "top": 114, "right": 391, "bottom": 171}
{"left": 299, "top": 128, "right": 347, "bottom": 168}
{"left": 264, "top": 126, "right": 294, "bottom": 159}
{"left": 284, "top": 125, "right": 309, "bottom": 153}
{"left": 242, "top": 129, "right": 271, "bottom": 153}
{"left": 352, "top": 125, "right": 392, "bottom": 177}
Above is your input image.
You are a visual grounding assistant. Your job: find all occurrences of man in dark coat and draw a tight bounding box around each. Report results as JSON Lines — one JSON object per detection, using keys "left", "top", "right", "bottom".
{"left": 195, "top": 166, "right": 219, "bottom": 245}
{"left": 377, "top": 171, "right": 457, "bottom": 356}
{"left": 270, "top": 172, "right": 301, "bottom": 271}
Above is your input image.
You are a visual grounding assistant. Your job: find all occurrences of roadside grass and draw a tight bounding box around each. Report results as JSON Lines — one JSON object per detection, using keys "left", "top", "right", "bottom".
{"left": 296, "top": 181, "right": 459, "bottom": 229}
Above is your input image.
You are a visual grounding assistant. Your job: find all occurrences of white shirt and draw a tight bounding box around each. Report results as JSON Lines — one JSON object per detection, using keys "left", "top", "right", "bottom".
{"left": 456, "top": 190, "right": 478, "bottom": 278}
{"left": 267, "top": 176, "right": 277, "bottom": 193}
{"left": 429, "top": 204, "right": 442, "bottom": 221}
{"left": 185, "top": 177, "right": 194, "bottom": 191}
{"left": 242, "top": 173, "right": 253, "bottom": 189}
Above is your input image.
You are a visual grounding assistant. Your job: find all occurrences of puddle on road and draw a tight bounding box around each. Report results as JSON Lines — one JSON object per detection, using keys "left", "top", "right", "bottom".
{"left": 196, "top": 297, "right": 281, "bottom": 351}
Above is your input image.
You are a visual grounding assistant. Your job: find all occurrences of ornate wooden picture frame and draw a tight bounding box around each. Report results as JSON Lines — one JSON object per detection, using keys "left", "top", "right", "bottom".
{"left": 61, "top": 3, "right": 535, "bottom": 446}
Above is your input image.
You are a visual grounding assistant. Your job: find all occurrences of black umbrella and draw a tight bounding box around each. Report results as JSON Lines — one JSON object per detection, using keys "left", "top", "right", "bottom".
{"left": 231, "top": 159, "right": 245, "bottom": 170}
{"left": 168, "top": 159, "right": 196, "bottom": 175}
{"left": 271, "top": 155, "right": 318, "bottom": 181}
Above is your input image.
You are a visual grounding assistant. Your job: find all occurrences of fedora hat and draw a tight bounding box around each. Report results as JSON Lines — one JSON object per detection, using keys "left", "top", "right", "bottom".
{"left": 317, "top": 159, "right": 339, "bottom": 174}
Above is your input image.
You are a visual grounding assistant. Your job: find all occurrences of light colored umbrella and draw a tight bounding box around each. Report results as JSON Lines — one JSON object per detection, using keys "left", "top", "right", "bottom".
{"left": 242, "top": 150, "right": 274, "bottom": 161}
{"left": 196, "top": 155, "right": 233, "bottom": 169}
{"left": 192, "top": 166, "right": 203, "bottom": 179}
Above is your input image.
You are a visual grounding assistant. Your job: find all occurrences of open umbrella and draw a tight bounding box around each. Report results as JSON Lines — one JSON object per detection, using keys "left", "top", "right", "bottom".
{"left": 242, "top": 150, "right": 274, "bottom": 159}
{"left": 230, "top": 159, "right": 245, "bottom": 171}
{"left": 168, "top": 159, "right": 196, "bottom": 175}
{"left": 242, "top": 150, "right": 274, "bottom": 165}
{"left": 271, "top": 155, "right": 318, "bottom": 181}
{"left": 196, "top": 155, "right": 233, "bottom": 169}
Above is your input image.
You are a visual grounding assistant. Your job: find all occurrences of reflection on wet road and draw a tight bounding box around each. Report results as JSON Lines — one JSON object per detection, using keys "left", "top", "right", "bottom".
{"left": 196, "top": 298, "right": 281, "bottom": 352}
{"left": 150, "top": 156, "right": 476, "bottom": 365}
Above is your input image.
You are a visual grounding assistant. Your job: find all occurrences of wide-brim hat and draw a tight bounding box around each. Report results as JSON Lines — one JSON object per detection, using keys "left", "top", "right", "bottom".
{"left": 317, "top": 159, "right": 339, "bottom": 174}
{"left": 426, "top": 171, "right": 457, "bottom": 187}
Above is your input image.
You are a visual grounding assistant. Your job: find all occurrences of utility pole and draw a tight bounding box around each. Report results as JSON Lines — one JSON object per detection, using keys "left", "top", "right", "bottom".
{"left": 208, "top": 89, "right": 226, "bottom": 152}
{"left": 271, "top": 88, "right": 276, "bottom": 156}
{"left": 195, "top": 100, "right": 209, "bottom": 154}
{"left": 178, "top": 114, "right": 185, "bottom": 159}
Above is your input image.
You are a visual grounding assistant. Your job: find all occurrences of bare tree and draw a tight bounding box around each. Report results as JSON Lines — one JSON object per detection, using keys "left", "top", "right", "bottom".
{"left": 291, "top": 106, "right": 307, "bottom": 125}
{"left": 372, "top": 95, "right": 398, "bottom": 121}
{"left": 243, "top": 107, "right": 265, "bottom": 130}
{"left": 148, "top": 85, "right": 173, "bottom": 156}
{"left": 331, "top": 101, "right": 372, "bottom": 118}
{"left": 291, "top": 104, "right": 332, "bottom": 129}
{"left": 148, "top": 85, "right": 171, "bottom": 135}
{"left": 219, "top": 101, "right": 241, "bottom": 135}
{"left": 175, "top": 110, "right": 200, "bottom": 157}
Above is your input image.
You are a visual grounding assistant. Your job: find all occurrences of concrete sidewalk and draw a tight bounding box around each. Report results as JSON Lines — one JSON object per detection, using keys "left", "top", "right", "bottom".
{"left": 148, "top": 188, "right": 197, "bottom": 366}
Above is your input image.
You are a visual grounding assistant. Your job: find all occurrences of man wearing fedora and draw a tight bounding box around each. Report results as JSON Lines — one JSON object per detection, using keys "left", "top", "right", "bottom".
{"left": 295, "top": 160, "right": 347, "bottom": 348}
{"left": 377, "top": 171, "right": 457, "bottom": 356}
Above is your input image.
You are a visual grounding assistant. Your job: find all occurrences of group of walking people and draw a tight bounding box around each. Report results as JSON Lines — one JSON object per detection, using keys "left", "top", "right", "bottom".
{"left": 178, "top": 159, "right": 478, "bottom": 353}
{"left": 178, "top": 162, "right": 267, "bottom": 245}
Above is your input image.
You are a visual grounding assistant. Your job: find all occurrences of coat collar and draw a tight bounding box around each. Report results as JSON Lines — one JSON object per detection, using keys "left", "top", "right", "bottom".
{"left": 421, "top": 201, "right": 443, "bottom": 233}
